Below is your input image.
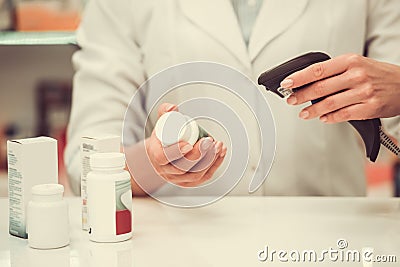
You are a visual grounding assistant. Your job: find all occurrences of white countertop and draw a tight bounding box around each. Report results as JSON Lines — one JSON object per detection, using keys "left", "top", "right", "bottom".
{"left": 0, "top": 196, "right": 399, "bottom": 267}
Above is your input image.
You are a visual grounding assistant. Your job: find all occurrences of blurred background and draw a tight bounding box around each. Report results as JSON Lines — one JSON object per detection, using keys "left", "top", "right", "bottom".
{"left": 0, "top": 0, "right": 83, "bottom": 196}
{"left": 0, "top": 0, "right": 399, "bottom": 198}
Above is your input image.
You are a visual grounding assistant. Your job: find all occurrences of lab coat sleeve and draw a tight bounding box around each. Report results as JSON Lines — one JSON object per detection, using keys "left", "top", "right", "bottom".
{"left": 365, "top": 0, "right": 400, "bottom": 140}
{"left": 64, "top": 0, "right": 147, "bottom": 195}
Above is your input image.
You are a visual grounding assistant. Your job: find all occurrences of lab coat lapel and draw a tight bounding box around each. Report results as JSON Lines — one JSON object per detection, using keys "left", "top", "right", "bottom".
{"left": 248, "top": 0, "right": 309, "bottom": 60}
{"left": 179, "top": 0, "right": 251, "bottom": 68}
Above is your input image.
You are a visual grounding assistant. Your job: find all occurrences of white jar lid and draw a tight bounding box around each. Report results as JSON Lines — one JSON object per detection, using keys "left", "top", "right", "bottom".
{"left": 155, "top": 111, "right": 200, "bottom": 146}
{"left": 90, "top": 152, "right": 125, "bottom": 169}
{"left": 31, "top": 184, "right": 64, "bottom": 196}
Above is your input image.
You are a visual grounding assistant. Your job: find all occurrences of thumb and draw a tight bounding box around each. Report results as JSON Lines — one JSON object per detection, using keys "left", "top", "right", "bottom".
{"left": 158, "top": 103, "right": 178, "bottom": 118}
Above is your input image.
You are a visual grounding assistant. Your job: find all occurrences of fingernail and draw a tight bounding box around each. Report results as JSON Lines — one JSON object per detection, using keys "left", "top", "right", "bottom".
{"left": 287, "top": 95, "right": 297, "bottom": 105}
{"left": 201, "top": 137, "right": 213, "bottom": 150}
{"left": 320, "top": 116, "right": 328, "bottom": 123}
{"left": 299, "top": 110, "right": 309, "bottom": 119}
{"left": 220, "top": 148, "right": 227, "bottom": 158}
{"left": 166, "top": 104, "right": 176, "bottom": 112}
{"left": 280, "top": 79, "right": 293, "bottom": 88}
{"left": 181, "top": 144, "right": 193, "bottom": 153}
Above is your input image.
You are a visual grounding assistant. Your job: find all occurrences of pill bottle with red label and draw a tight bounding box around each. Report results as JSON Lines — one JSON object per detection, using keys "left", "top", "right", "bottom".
{"left": 87, "top": 152, "right": 133, "bottom": 242}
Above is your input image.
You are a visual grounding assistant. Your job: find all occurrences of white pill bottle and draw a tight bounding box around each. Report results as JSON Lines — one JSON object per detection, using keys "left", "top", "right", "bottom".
{"left": 27, "top": 184, "right": 69, "bottom": 249}
{"left": 87, "top": 152, "right": 133, "bottom": 242}
{"left": 155, "top": 111, "right": 210, "bottom": 147}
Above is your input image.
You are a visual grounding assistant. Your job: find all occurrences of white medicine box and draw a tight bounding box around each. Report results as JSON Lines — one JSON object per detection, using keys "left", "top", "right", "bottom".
{"left": 7, "top": 137, "right": 58, "bottom": 238}
{"left": 80, "top": 135, "right": 120, "bottom": 230}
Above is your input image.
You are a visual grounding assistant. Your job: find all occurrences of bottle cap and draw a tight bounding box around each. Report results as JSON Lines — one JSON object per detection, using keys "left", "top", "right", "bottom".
{"left": 31, "top": 184, "right": 64, "bottom": 196}
{"left": 155, "top": 111, "right": 188, "bottom": 146}
{"left": 155, "top": 111, "right": 201, "bottom": 146}
{"left": 90, "top": 152, "right": 125, "bottom": 169}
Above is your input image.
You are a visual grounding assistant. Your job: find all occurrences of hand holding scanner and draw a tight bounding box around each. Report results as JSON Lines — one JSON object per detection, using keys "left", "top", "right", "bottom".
{"left": 258, "top": 52, "right": 400, "bottom": 162}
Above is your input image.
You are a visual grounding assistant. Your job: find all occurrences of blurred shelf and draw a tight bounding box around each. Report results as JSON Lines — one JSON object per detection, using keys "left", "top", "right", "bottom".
{"left": 0, "top": 31, "right": 76, "bottom": 45}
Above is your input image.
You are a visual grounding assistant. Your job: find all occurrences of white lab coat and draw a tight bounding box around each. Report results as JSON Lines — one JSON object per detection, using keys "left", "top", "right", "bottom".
{"left": 65, "top": 0, "right": 400, "bottom": 196}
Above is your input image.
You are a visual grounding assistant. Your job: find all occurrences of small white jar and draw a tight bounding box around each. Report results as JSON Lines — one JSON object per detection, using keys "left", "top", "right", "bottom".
{"left": 87, "top": 152, "right": 133, "bottom": 243}
{"left": 155, "top": 111, "right": 210, "bottom": 147}
{"left": 27, "top": 184, "right": 69, "bottom": 249}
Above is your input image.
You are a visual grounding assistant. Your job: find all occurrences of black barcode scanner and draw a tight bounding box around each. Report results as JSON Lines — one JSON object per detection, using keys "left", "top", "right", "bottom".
{"left": 258, "top": 52, "right": 400, "bottom": 162}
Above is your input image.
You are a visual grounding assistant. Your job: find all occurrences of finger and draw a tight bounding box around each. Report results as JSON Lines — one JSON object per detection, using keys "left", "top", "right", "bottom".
{"left": 170, "top": 137, "right": 215, "bottom": 171}
{"left": 161, "top": 142, "right": 218, "bottom": 175}
{"left": 181, "top": 148, "right": 226, "bottom": 186}
{"left": 319, "top": 104, "right": 374, "bottom": 123}
{"left": 157, "top": 103, "right": 178, "bottom": 118}
{"left": 149, "top": 131, "right": 193, "bottom": 165}
{"left": 189, "top": 141, "right": 222, "bottom": 172}
{"left": 163, "top": 142, "right": 194, "bottom": 163}
{"left": 298, "top": 88, "right": 366, "bottom": 120}
{"left": 220, "top": 146, "right": 227, "bottom": 158}
{"left": 287, "top": 72, "right": 351, "bottom": 105}
{"left": 172, "top": 156, "right": 221, "bottom": 185}
{"left": 157, "top": 162, "right": 188, "bottom": 175}
{"left": 163, "top": 169, "right": 206, "bottom": 183}
{"left": 162, "top": 142, "right": 223, "bottom": 184}
{"left": 183, "top": 137, "right": 214, "bottom": 161}
{"left": 162, "top": 173, "right": 196, "bottom": 184}
{"left": 166, "top": 147, "right": 222, "bottom": 184}
{"left": 178, "top": 152, "right": 226, "bottom": 187}
{"left": 281, "top": 54, "right": 352, "bottom": 89}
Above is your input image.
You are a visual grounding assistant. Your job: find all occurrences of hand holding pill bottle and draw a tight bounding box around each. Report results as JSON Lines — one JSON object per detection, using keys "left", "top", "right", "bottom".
{"left": 145, "top": 103, "right": 227, "bottom": 187}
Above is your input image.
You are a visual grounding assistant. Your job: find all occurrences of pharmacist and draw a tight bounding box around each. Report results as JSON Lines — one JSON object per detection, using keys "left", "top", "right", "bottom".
{"left": 65, "top": 0, "right": 400, "bottom": 197}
